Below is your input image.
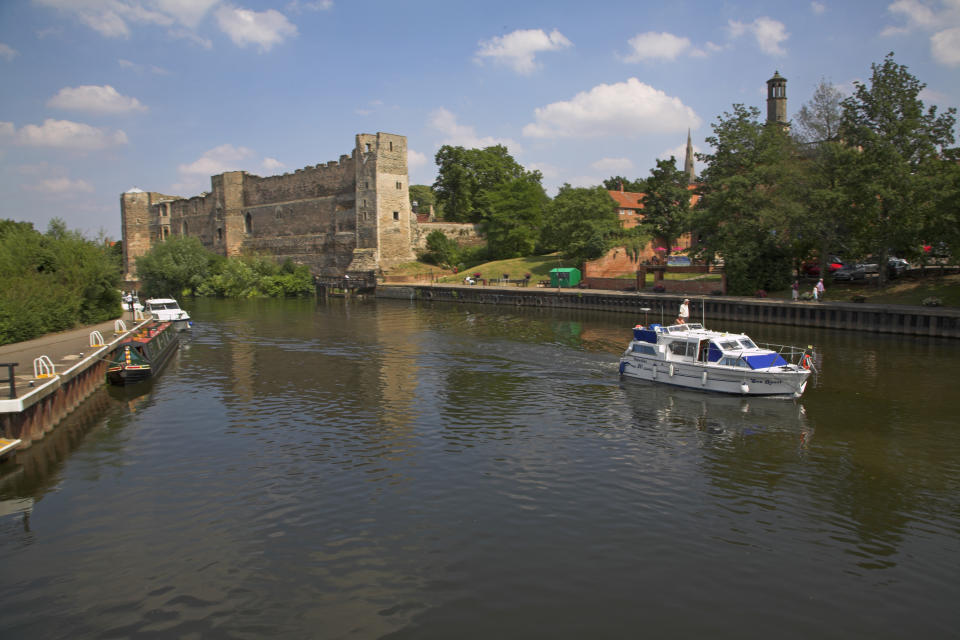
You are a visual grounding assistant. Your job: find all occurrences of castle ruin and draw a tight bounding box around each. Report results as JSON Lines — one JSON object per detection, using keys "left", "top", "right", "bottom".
{"left": 120, "top": 132, "right": 416, "bottom": 282}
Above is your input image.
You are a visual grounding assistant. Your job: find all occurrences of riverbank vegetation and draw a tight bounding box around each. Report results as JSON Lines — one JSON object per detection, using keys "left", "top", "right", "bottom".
{"left": 136, "top": 236, "right": 313, "bottom": 299}
{"left": 413, "top": 53, "right": 957, "bottom": 297}
{"left": 0, "top": 219, "right": 122, "bottom": 346}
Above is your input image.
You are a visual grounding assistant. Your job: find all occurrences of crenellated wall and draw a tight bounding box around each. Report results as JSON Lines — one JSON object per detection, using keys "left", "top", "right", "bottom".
{"left": 121, "top": 132, "right": 415, "bottom": 281}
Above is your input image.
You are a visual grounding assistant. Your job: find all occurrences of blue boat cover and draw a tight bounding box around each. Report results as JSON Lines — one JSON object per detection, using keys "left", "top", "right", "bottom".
{"left": 708, "top": 342, "right": 723, "bottom": 362}
{"left": 743, "top": 353, "right": 788, "bottom": 369}
{"left": 633, "top": 328, "right": 658, "bottom": 343}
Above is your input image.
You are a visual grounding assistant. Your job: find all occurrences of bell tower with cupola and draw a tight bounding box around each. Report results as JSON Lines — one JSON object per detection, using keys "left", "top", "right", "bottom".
{"left": 766, "top": 71, "right": 788, "bottom": 127}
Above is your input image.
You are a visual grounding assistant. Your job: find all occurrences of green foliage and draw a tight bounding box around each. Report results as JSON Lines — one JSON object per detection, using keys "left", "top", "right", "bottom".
{"left": 195, "top": 253, "right": 313, "bottom": 298}
{"left": 693, "top": 104, "right": 806, "bottom": 294}
{"left": 543, "top": 185, "right": 622, "bottom": 266}
{"left": 432, "top": 145, "right": 540, "bottom": 222}
{"left": 839, "top": 52, "right": 958, "bottom": 284}
{"left": 640, "top": 156, "right": 691, "bottom": 254}
{"left": 421, "top": 230, "right": 460, "bottom": 267}
{"left": 602, "top": 176, "right": 646, "bottom": 192}
{"left": 408, "top": 184, "right": 437, "bottom": 215}
{"left": 482, "top": 177, "right": 548, "bottom": 259}
{"left": 136, "top": 236, "right": 212, "bottom": 298}
{"left": 0, "top": 218, "right": 121, "bottom": 345}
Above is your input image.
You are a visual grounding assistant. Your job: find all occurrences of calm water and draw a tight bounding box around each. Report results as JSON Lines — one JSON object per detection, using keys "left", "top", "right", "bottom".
{"left": 1, "top": 298, "right": 958, "bottom": 639}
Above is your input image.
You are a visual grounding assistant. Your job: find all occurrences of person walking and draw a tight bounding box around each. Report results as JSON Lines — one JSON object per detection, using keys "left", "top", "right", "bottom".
{"left": 816, "top": 278, "right": 825, "bottom": 302}
{"left": 791, "top": 280, "right": 799, "bottom": 301}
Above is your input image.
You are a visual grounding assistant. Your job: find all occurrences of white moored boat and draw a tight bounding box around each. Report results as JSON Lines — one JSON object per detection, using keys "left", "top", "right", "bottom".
{"left": 145, "top": 298, "right": 192, "bottom": 331}
{"left": 619, "top": 322, "right": 814, "bottom": 398}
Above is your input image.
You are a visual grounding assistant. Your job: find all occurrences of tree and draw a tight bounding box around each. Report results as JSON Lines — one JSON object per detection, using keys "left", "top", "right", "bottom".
{"left": 640, "top": 157, "right": 691, "bottom": 256}
{"left": 136, "top": 236, "right": 213, "bottom": 297}
{"left": 432, "top": 145, "right": 536, "bottom": 222}
{"left": 408, "top": 184, "right": 437, "bottom": 216}
{"left": 602, "top": 176, "right": 646, "bottom": 192}
{"left": 482, "top": 177, "right": 548, "bottom": 259}
{"left": 839, "top": 53, "right": 958, "bottom": 284}
{"left": 692, "top": 105, "right": 804, "bottom": 294}
{"left": 543, "top": 185, "right": 622, "bottom": 266}
{"left": 793, "top": 79, "right": 845, "bottom": 144}
{"left": 422, "top": 230, "right": 460, "bottom": 267}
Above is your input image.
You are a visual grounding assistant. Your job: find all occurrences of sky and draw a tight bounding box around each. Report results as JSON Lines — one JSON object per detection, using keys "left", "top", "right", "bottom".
{"left": 1, "top": 0, "right": 958, "bottom": 239}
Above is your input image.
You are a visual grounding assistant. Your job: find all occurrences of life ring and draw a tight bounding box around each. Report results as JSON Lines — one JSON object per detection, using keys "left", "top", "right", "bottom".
{"left": 801, "top": 355, "right": 812, "bottom": 370}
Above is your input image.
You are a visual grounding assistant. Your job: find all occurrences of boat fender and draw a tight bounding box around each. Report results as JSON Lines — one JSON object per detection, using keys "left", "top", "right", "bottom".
{"left": 701, "top": 371, "right": 708, "bottom": 385}
{"left": 619, "top": 361, "right": 626, "bottom": 375}
{"left": 669, "top": 364, "right": 675, "bottom": 377}
{"left": 740, "top": 382, "right": 749, "bottom": 394}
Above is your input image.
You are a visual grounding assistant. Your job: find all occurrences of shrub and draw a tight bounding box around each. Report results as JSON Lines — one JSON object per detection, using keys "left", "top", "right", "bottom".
{"left": 922, "top": 296, "right": 943, "bottom": 307}
{"left": 755, "top": 289, "right": 767, "bottom": 298}
{"left": 851, "top": 295, "right": 866, "bottom": 303}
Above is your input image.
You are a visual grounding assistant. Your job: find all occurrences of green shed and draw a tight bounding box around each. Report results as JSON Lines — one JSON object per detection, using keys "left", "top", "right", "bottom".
{"left": 549, "top": 267, "right": 581, "bottom": 288}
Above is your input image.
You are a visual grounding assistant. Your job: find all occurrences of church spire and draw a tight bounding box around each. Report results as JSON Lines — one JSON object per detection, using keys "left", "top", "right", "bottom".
{"left": 684, "top": 129, "right": 695, "bottom": 184}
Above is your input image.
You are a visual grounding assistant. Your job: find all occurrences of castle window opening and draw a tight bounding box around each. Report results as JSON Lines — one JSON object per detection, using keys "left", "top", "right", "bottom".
{"left": 389, "top": 141, "right": 393, "bottom": 151}
{"left": 365, "top": 143, "right": 371, "bottom": 152}
{"left": 396, "top": 181, "right": 402, "bottom": 190}
{"left": 245, "top": 212, "right": 252, "bottom": 234}
{"left": 217, "top": 227, "right": 223, "bottom": 242}
{"left": 393, "top": 211, "right": 399, "bottom": 221}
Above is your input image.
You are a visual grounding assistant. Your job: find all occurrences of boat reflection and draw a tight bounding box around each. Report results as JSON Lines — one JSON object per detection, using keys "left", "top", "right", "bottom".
{"left": 621, "top": 377, "right": 813, "bottom": 449}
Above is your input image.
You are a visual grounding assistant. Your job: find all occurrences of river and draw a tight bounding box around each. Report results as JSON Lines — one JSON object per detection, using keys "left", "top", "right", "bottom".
{"left": 1, "top": 297, "right": 958, "bottom": 638}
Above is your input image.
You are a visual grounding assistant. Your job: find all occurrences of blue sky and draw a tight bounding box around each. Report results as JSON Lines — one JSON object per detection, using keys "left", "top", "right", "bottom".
{"left": 1, "top": 0, "right": 958, "bottom": 238}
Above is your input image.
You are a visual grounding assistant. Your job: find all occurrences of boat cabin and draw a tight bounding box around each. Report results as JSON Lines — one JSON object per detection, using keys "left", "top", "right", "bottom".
{"left": 630, "top": 323, "right": 788, "bottom": 370}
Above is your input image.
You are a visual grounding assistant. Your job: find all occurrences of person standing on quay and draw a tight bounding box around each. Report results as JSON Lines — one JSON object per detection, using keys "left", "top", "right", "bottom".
{"left": 679, "top": 298, "right": 690, "bottom": 324}
{"left": 792, "top": 280, "right": 799, "bottom": 301}
{"left": 816, "top": 278, "right": 825, "bottom": 301}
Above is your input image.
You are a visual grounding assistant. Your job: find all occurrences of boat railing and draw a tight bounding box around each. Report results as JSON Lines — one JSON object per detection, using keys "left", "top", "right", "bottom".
{"left": 755, "top": 342, "right": 814, "bottom": 366}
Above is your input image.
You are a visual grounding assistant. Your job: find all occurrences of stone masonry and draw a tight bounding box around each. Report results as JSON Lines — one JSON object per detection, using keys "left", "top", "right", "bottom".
{"left": 120, "top": 132, "right": 416, "bottom": 281}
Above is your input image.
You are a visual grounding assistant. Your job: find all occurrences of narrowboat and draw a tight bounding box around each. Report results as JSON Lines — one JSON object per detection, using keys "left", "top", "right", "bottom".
{"left": 106, "top": 321, "right": 180, "bottom": 386}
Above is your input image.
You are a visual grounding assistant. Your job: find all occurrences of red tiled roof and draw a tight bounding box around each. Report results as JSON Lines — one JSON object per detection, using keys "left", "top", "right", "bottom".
{"left": 608, "top": 190, "right": 645, "bottom": 210}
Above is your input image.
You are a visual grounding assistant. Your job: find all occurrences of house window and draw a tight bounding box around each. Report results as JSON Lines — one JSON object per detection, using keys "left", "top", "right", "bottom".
{"left": 393, "top": 211, "right": 399, "bottom": 221}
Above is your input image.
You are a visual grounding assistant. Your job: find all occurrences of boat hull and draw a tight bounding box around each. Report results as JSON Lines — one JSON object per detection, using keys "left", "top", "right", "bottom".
{"left": 619, "top": 354, "right": 810, "bottom": 398}
{"left": 106, "top": 322, "right": 180, "bottom": 387}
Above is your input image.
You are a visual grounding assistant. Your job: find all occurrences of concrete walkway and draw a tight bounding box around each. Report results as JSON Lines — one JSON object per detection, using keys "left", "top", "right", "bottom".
{"left": 0, "top": 312, "right": 148, "bottom": 398}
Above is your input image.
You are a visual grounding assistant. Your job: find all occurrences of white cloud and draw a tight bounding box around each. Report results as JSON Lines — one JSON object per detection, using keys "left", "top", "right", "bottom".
{"left": 591, "top": 157, "right": 634, "bottom": 172}
{"left": 286, "top": 0, "right": 334, "bottom": 12}
{"left": 6, "top": 119, "right": 128, "bottom": 150}
{"left": 47, "top": 85, "right": 148, "bottom": 114}
{"left": 811, "top": 1, "right": 826, "bottom": 14}
{"left": 883, "top": 0, "right": 960, "bottom": 65}
{"left": 215, "top": 4, "right": 298, "bottom": 52}
{"left": 155, "top": 0, "right": 220, "bottom": 29}
{"left": 522, "top": 78, "right": 701, "bottom": 139}
{"left": 0, "top": 43, "right": 18, "bottom": 61}
{"left": 23, "top": 177, "right": 95, "bottom": 195}
{"left": 407, "top": 149, "right": 428, "bottom": 172}
{"left": 932, "top": 26, "right": 960, "bottom": 65}
{"left": 262, "top": 157, "right": 285, "bottom": 173}
{"left": 727, "top": 17, "right": 789, "bottom": 56}
{"left": 429, "top": 107, "right": 520, "bottom": 151}
{"left": 623, "top": 32, "right": 692, "bottom": 62}
{"left": 475, "top": 28, "right": 572, "bottom": 75}
{"left": 35, "top": 0, "right": 218, "bottom": 44}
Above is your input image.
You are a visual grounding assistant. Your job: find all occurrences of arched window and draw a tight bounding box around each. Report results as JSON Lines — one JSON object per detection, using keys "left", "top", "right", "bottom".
{"left": 217, "top": 227, "right": 223, "bottom": 242}
{"left": 245, "top": 212, "right": 252, "bottom": 234}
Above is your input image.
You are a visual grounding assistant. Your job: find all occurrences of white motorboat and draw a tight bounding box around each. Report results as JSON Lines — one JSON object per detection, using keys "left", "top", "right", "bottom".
{"left": 145, "top": 298, "right": 192, "bottom": 331}
{"left": 619, "top": 322, "right": 814, "bottom": 398}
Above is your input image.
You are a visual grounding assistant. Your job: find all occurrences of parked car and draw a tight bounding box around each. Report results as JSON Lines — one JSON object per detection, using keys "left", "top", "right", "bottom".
{"left": 801, "top": 256, "right": 844, "bottom": 276}
{"left": 833, "top": 263, "right": 867, "bottom": 281}
{"left": 861, "top": 257, "right": 909, "bottom": 278}
{"left": 666, "top": 255, "right": 692, "bottom": 267}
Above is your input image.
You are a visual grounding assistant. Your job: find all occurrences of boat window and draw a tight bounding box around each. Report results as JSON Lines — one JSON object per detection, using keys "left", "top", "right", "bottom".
{"left": 669, "top": 325, "right": 688, "bottom": 333}
{"left": 720, "top": 340, "right": 739, "bottom": 350}
{"left": 686, "top": 323, "right": 703, "bottom": 330}
{"left": 669, "top": 341, "right": 688, "bottom": 356}
{"left": 632, "top": 344, "right": 657, "bottom": 356}
{"left": 720, "top": 357, "right": 749, "bottom": 368}
{"left": 739, "top": 338, "right": 757, "bottom": 349}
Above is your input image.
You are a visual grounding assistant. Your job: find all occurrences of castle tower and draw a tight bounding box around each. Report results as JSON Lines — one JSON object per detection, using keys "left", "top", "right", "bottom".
{"left": 351, "top": 133, "right": 415, "bottom": 272}
{"left": 684, "top": 129, "right": 695, "bottom": 184}
{"left": 766, "top": 71, "right": 788, "bottom": 126}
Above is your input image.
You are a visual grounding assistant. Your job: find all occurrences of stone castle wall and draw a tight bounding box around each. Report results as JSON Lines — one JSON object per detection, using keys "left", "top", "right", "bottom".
{"left": 121, "top": 132, "right": 415, "bottom": 282}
